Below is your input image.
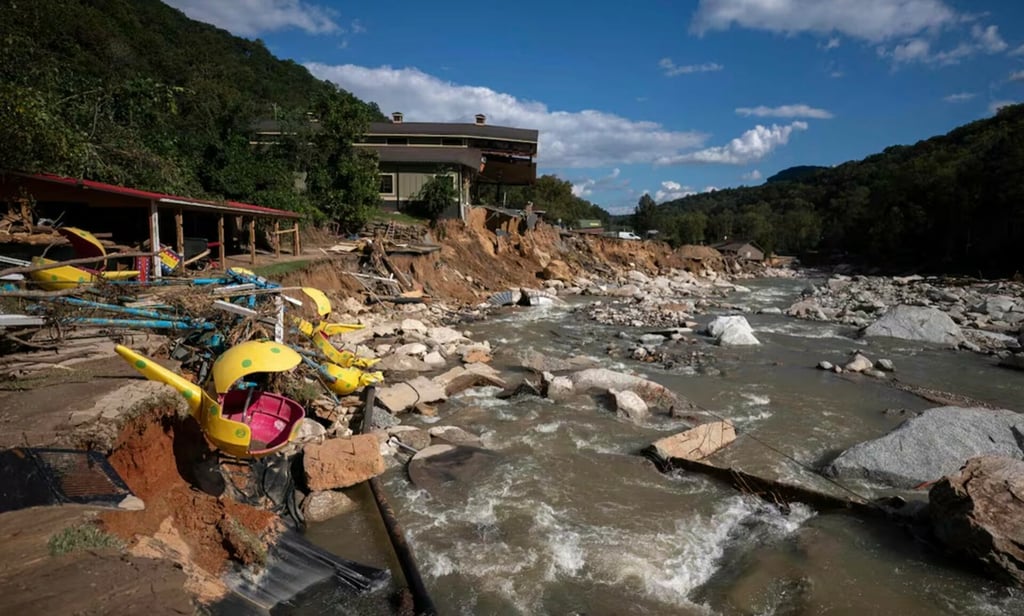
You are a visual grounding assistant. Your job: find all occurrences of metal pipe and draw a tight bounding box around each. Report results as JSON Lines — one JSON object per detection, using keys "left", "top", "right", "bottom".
{"left": 56, "top": 297, "right": 192, "bottom": 321}
{"left": 65, "top": 317, "right": 215, "bottom": 330}
{"left": 360, "top": 387, "right": 437, "bottom": 616}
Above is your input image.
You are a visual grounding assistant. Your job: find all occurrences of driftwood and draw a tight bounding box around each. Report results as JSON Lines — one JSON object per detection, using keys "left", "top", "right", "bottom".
{"left": 643, "top": 447, "right": 895, "bottom": 519}
{"left": 888, "top": 378, "right": 1002, "bottom": 410}
{"left": 0, "top": 251, "right": 157, "bottom": 277}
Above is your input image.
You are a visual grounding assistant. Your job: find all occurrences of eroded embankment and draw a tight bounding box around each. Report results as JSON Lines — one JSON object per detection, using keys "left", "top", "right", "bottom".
{"left": 285, "top": 211, "right": 733, "bottom": 306}
{"left": 99, "top": 408, "right": 280, "bottom": 602}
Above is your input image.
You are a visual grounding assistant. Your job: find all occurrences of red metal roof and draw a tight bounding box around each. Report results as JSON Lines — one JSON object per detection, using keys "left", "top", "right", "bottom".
{"left": 19, "top": 172, "right": 302, "bottom": 219}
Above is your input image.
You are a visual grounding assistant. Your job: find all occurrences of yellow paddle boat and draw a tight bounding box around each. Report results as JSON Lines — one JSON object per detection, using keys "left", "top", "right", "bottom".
{"left": 115, "top": 342, "right": 306, "bottom": 459}
{"left": 29, "top": 227, "right": 139, "bottom": 290}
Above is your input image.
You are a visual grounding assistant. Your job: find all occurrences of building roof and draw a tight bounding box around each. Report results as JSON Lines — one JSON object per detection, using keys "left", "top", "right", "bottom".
{"left": 367, "top": 146, "right": 485, "bottom": 169}
{"left": 250, "top": 119, "right": 539, "bottom": 144}
{"left": 6, "top": 172, "right": 301, "bottom": 219}
{"left": 365, "top": 121, "right": 538, "bottom": 143}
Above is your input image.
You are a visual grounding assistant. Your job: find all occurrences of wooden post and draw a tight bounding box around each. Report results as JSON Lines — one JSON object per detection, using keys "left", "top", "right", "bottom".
{"left": 217, "top": 215, "right": 226, "bottom": 272}
{"left": 249, "top": 218, "right": 256, "bottom": 265}
{"left": 149, "top": 200, "right": 161, "bottom": 279}
{"left": 175, "top": 208, "right": 184, "bottom": 260}
{"left": 293, "top": 223, "right": 301, "bottom": 256}
{"left": 274, "top": 220, "right": 280, "bottom": 258}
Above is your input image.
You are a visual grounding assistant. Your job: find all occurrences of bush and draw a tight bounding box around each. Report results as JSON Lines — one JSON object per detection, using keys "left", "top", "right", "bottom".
{"left": 49, "top": 523, "right": 124, "bottom": 556}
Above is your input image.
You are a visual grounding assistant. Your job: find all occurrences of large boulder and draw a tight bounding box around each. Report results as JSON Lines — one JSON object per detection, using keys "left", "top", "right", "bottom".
{"left": 650, "top": 421, "right": 736, "bottom": 461}
{"left": 825, "top": 407, "right": 1024, "bottom": 488}
{"left": 569, "top": 368, "right": 679, "bottom": 409}
{"left": 302, "top": 490, "right": 359, "bottom": 523}
{"left": 433, "top": 364, "right": 507, "bottom": 396}
{"left": 375, "top": 354, "right": 433, "bottom": 373}
{"left": 863, "top": 305, "right": 964, "bottom": 347}
{"left": 929, "top": 456, "right": 1024, "bottom": 586}
{"left": 706, "top": 316, "right": 760, "bottom": 346}
{"left": 611, "top": 389, "right": 649, "bottom": 422}
{"left": 539, "top": 260, "right": 573, "bottom": 282}
{"left": 303, "top": 435, "right": 385, "bottom": 490}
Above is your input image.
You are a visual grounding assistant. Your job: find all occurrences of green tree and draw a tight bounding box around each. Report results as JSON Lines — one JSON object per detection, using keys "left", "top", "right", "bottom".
{"left": 672, "top": 211, "right": 708, "bottom": 245}
{"left": 634, "top": 193, "right": 658, "bottom": 234}
{"left": 415, "top": 173, "right": 459, "bottom": 221}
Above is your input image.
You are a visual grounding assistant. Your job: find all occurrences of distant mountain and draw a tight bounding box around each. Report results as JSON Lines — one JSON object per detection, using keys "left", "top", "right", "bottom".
{"left": 765, "top": 166, "right": 829, "bottom": 183}
{"left": 653, "top": 104, "right": 1024, "bottom": 275}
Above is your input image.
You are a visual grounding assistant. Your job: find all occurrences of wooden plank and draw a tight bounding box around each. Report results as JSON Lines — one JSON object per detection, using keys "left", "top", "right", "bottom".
{"left": 217, "top": 215, "right": 227, "bottom": 272}
{"left": 149, "top": 200, "right": 162, "bottom": 279}
{"left": 293, "top": 223, "right": 301, "bottom": 256}
{"left": 249, "top": 218, "right": 256, "bottom": 265}
{"left": 212, "top": 300, "right": 258, "bottom": 318}
{"left": 175, "top": 208, "right": 184, "bottom": 260}
{"left": 274, "top": 221, "right": 280, "bottom": 258}
{"left": 0, "top": 315, "right": 46, "bottom": 328}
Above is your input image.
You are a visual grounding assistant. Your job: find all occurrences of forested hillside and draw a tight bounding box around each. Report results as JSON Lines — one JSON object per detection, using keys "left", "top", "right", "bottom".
{"left": 646, "top": 104, "right": 1024, "bottom": 275}
{"left": 0, "top": 0, "right": 383, "bottom": 226}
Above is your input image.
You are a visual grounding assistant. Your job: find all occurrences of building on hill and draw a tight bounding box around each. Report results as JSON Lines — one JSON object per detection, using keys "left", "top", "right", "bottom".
{"left": 355, "top": 113, "right": 539, "bottom": 220}
{"left": 251, "top": 113, "right": 539, "bottom": 221}
{"left": 711, "top": 240, "right": 765, "bottom": 262}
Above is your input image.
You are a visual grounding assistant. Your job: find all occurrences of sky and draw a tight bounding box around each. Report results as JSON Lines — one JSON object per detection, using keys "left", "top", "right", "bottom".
{"left": 165, "top": 0, "right": 1024, "bottom": 214}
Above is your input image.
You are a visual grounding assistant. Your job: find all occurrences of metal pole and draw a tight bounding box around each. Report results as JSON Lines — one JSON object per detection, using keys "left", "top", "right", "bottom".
{"left": 360, "top": 388, "right": 437, "bottom": 615}
{"left": 218, "top": 215, "right": 227, "bottom": 272}
{"left": 149, "top": 200, "right": 162, "bottom": 279}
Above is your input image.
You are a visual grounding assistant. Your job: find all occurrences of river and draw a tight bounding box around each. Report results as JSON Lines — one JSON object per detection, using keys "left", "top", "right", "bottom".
{"left": 300, "top": 277, "right": 1024, "bottom": 615}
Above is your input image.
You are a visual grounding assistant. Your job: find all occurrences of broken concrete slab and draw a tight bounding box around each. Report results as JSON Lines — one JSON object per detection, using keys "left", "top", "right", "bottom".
{"left": 651, "top": 421, "right": 737, "bottom": 462}
{"left": 303, "top": 435, "right": 385, "bottom": 490}
{"left": 376, "top": 377, "right": 447, "bottom": 413}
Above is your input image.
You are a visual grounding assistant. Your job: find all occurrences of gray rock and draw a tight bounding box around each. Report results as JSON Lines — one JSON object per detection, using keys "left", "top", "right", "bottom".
{"left": 366, "top": 406, "right": 399, "bottom": 431}
{"left": 825, "top": 406, "right": 1024, "bottom": 488}
{"left": 985, "top": 296, "right": 1018, "bottom": 317}
{"left": 377, "top": 377, "right": 447, "bottom": 413}
{"left": 426, "top": 326, "right": 466, "bottom": 345}
{"left": 930, "top": 456, "right": 1024, "bottom": 586}
{"left": 423, "top": 350, "right": 447, "bottom": 368}
{"left": 428, "top": 425, "right": 483, "bottom": 446}
{"left": 388, "top": 426, "right": 431, "bottom": 451}
{"left": 639, "top": 333, "right": 666, "bottom": 345}
{"left": 569, "top": 368, "right": 678, "bottom": 409}
{"left": 375, "top": 354, "right": 432, "bottom": 373}
{"left": 844, "top": 353, "right": 873, "bottom": 373}
{"left": 302, "top": 490, "right": 359, "bottom": 523}
{"left": 863, "top": 305, "right": 964, "bottom": 347}
{"left": 611, "top": 389, "right": 650, "bottom": 422}
{"left": 394, "top": 342, "right": 428, "bottom": 356}
{"left": 545, "top": 373, "right": 575, "bottom": 400}
{"left": 876, "top": 358, "right": 895, "bottom": 372}
{"left": 817, "top": 361, "right": 834, "bottom": 371}
{"left": 400, "top": 318, "right": 428, "bottom": 334}
{"left": 864, "top": 368, "right": 889, "bottom": 379}
{"left": 706, "top": 316, "right": 760, "bottom": 346}
{"left": 758, "top": 307, "right": 783, "bottom": 315}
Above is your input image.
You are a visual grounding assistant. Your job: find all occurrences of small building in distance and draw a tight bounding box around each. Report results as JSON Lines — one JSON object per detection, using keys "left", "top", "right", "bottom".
{"left": 356, "top": 112, "right": 538, "bottom": 219}
{"left": 711, "top": 239, "right": 766, "bottom": 262}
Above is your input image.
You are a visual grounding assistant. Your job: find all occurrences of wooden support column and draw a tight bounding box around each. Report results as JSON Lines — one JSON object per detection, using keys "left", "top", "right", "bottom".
{"left": 293, "top": 223, "right": 301, "bottom": 256}
{"left": 249, "top": 218, "right": 256, "bottom": 265}
{"left": 175, "top": 208, "right": 184, "bottom": 260}
{"left": 274, "top": 220, "right": 280, "bottom": 258}
{"left": 217, "top": 215, "right": 226, "bottom": 272}
{"left": 149, "top": 200, "right": 161, "bottom": 279}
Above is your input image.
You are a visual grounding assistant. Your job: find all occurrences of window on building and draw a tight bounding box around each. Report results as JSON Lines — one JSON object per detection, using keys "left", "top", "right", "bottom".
{"left": 441, "top": 138, "right": 464, "bottom": 147}
{"left": 379, "top": 174, "right": 395, "bottom": 195}
{"left": 386, "top": 137, "right": 408, "bottom": 145}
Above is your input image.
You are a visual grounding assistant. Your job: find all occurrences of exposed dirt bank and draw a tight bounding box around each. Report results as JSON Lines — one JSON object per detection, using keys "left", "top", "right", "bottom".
{"left": 99, "top": 409, "right": 280, "bottom": 602}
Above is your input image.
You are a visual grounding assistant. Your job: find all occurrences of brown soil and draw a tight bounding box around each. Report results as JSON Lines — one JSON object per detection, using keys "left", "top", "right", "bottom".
{"left": 0, "top": 506, "right": 195, "bottom": 616}
{"left": 99, "top": 409, "right": 279, "bottom": 596}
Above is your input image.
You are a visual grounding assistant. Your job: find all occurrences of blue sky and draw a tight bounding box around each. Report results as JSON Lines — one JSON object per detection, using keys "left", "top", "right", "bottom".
{"left": 166, "top": 0, "right": 1024, "bottom": 213}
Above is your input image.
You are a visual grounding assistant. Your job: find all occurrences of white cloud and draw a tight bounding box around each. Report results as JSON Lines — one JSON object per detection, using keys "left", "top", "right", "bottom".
{"left": 1011, "top": 44, "right": 1024, "bottom": 57}
{"left": 742, "top": 169, "right": 763, "bottom": 181}
{"left": 306, "top": 63, "right": 710, "bottom": 168}
{"left": 656, "top": 122, "right": 808, "bottom": 166}
{"left": 943, "top": 92, "right": 976, "bottom": 102}
{"left": 659, "top": 58, "right": 724, "bottom": 76}
{"left": 1009, "top": 71, "right": 1024, "bottom": 83}
{"left": 881, "top": 23, "right": 1008, "bottom": 66}
{"left": 735, "top": 104, "right": 833, "bottom": 119}
{"left": 654, "top": 181, "right": 696, "bottom": 203}
{"left": 164, "top": 0, "right": 340, "bottom": 36}
{"left": 830, "top": 70, "right": 845, "bottom": 78}
{"left": 572, "top": 168, "right": 625, "bottom": 198}
{"left": 690, "top": 0, "right": 957, "bottom": 42}
{"left": 823, "top": 37, "right": 841, "bottom": 50}
{"left": 990, "top": 100, "right": 1019, "bottom": 114}
{"left": 703, "top": 186, "right": 719, "bottom": 193}
{"left": 972, "top": 24, "right": 1007, "bottom": 53}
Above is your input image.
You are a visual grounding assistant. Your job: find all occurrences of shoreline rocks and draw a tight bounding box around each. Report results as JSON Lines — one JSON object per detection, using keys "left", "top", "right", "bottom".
{"left": 824, "top": 406, "right": 1024, "bottom": 488}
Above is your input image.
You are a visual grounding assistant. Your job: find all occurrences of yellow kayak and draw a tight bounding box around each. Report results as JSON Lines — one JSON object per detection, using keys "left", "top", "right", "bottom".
{"left": 29, "top": 257, "right": 138, "bottom": 291}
